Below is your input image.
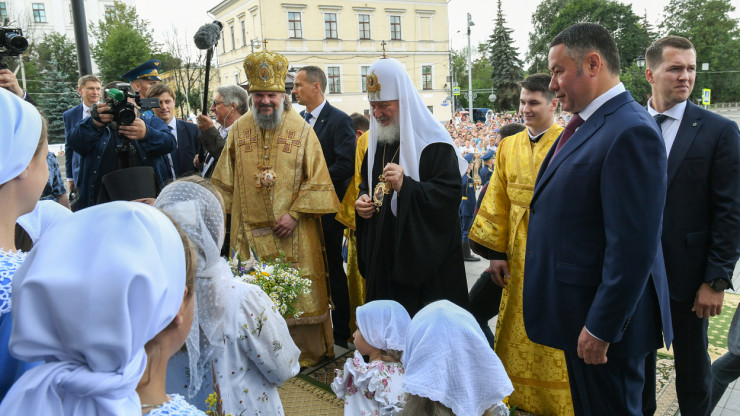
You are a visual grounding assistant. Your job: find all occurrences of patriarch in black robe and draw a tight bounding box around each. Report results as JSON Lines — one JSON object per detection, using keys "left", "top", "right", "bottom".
{"left": 354, "top": 58, "right": 470, "bottom": 316}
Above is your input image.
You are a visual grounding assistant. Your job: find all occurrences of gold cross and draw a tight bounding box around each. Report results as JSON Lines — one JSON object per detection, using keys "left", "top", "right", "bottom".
{"left": 238, "top": 129, "right": 259, "bottom": 151}
{"left": 263, "top": 39, "right": 268, "bottom": 50}
{"left": 277, "top": 131, "right": 301, "bottom": 153}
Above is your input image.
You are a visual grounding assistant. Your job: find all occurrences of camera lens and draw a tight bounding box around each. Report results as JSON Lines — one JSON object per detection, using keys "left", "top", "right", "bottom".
{"left": 119, "top": 108, "right": 137, "bottom": 125}
{"left": 4, "top": 32, "right": 28, "bottom": 54}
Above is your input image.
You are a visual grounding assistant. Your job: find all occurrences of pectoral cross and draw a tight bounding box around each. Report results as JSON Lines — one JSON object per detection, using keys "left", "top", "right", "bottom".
{"left": 239, "top": 129, "right": 259, "bottom": 151}
{"left": 381, "top": 40, "right": 387, "bottom": 58}
{"left": 277, "top": 131, "right": 301, "bottom": 153}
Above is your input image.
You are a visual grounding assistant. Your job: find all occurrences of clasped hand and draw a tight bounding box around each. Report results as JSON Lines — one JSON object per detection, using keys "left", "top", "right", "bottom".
{"left": 383, "top": 163, "right": 404, "bottom": 193}
{"left": 273, "top": 213, "right": 298, "bottom": 238}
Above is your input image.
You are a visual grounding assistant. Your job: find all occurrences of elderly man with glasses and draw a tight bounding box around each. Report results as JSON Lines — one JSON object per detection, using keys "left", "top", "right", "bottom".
{"left": 195, "top": 85, "right": 249, "bottom": 178}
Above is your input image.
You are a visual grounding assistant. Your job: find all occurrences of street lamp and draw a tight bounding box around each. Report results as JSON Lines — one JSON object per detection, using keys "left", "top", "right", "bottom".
{"left": 250, "top": 38, "right": 262, "bottom": 53}
{"left": 636, "top": 55, "right": 646, "bottom": 69}
{"left": 467, "top": 13, "right": 474, "bottom": 120}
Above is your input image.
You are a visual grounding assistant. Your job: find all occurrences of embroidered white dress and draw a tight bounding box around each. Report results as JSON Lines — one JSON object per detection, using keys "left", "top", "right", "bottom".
{"left": 146, "top": 394, "right": 206, "bottom": 416}
{"left": 331, "top": 350, "right": 405, "bottom": 416}
{"left": 0, "top": 249, "right": 29, "bottom": 399}
{"left": 167, "top": 281, "right": 300, "bottom": 416}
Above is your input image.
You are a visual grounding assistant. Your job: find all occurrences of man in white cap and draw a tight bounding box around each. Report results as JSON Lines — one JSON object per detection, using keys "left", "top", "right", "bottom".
{"left": 354, "top": 58, "right": 469, "bottom": 316}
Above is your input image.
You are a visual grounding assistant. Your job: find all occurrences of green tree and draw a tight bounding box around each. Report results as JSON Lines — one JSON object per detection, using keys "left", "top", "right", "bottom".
{"left": 90, "top": 1, "right": 159, "bottom": 82}
{"left": 659, "top": 0, "right": 740, "bottom": 103}
{"left": 526, "top": 0, "right": 652, "bottom": 72}
{"left": 37, "top": 62, "right": 80, "bottom": 144}
{"left": 486, "top": 0, "right": 523, "bottom": 112}
{"left": 451, "top": 47, "right": 498, "bottom": 111}
{"left": 35, "top": 33, "right": 78, "bottom": 85}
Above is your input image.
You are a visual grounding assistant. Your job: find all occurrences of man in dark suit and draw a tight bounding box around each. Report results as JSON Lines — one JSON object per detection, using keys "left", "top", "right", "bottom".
{"left": 522, "top": 23, "right": 673, "bottom": 415}
{"left": 63, "top": 75, "right": 102, "bottom": 195}
{"left": 292, "top": 66, "right": 355, "bottom": 347}
{"left": 641, "top": 36, "right": 740, "bottom": 416}
{"left": 148, "top": 83, "right": 200, "bottom": 177}
{"left": 460, "top": 153, "right": 479, "bottom": 262}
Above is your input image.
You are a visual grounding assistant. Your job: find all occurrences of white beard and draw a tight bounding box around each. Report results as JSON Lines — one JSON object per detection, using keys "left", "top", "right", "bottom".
{"left": 376, "top": 121, "right": 400, "bottom": 145}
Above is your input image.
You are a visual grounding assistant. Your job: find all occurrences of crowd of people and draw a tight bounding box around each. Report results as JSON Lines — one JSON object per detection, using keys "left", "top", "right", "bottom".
{"left": 1, "top": 20, "right": 740, "bottom": 416}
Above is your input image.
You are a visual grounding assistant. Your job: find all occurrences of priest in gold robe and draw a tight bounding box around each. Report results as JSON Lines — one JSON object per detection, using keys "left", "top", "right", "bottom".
{"left": 469, "top": 74, "right": 573, "bottom": 415}
{"left": 211, "top": 49, "right": 340, "bottom": 367}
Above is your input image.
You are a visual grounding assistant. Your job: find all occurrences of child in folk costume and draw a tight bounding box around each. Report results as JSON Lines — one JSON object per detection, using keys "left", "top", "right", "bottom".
{"left": 401, "top": 300, "right": 513, "bottom": 416}
{"left": 332, "top": 300, "right": 410, "bottom": 415}
{"left": 156, "top": 177, "right": 300, "bottom": 415}
{"left": 0, "top": 89, "right": 50, "bottom": 400}
{"left": 0, "top": 202, "right": 195, "bottom": 416}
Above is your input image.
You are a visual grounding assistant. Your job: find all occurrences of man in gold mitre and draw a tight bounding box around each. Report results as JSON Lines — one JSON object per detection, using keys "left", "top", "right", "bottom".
{"left": 211, "top": 49, "right": 340, "bottom": 367}
{"left": 468, "top": 73, "right": 573, "bottom": 414}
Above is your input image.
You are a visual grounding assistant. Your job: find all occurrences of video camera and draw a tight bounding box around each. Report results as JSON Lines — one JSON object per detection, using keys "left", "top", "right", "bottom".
{"left": 0, "top": 27, "right": 29, "bottom": 69}
{"left": 104, "top": 83, "right": 160, "bottom": 126}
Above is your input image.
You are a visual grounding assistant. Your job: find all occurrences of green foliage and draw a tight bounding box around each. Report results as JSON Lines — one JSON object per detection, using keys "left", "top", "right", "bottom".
{"left": 451, "top": 47, "right": 500, "bottom": 111}
{"left": 37, "top": 62, "right": 80, "bottom": 144}
{"left": 89, "top": 1, "right": 159, "bottom": 83}
{"left": 35, "top": 33, "right": 78, "bottom": 85}
{"left": 621, "top": 63, "right": 651, "bottom": 105}
{"left": 487, "top": 0, "right": 523, "bottom": 111}
{"left": 660, "top": 0, "right": 740, "bottom": 103}
{"left": 526, "top": 0, "right": 653, "bottom": 73}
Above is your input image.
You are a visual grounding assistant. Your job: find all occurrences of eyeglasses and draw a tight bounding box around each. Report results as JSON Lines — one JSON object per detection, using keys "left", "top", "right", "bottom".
{"left": 211, "top": 100, "right": 224, "bottom": 107}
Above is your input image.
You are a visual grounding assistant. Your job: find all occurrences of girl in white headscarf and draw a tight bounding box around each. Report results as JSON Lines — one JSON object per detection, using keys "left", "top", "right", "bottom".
{"left": 0, "top": 201, "right": 194, "bottom": 416}
{"left": 332, "top": 300, "right": 411, "bottom": 415}
{"left": 402, "top": 300, "right": 513, "bottom": 416}
{"left": 155, "top": 177, "right": 300, "bottom": 415}
{"left": 0, "top": 89, "right": 50, "bottom": 400}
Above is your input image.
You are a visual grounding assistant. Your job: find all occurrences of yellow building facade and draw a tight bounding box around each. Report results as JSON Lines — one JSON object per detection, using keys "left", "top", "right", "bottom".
{"left": 208, "top": 0, "right": 453, "bottom": 121}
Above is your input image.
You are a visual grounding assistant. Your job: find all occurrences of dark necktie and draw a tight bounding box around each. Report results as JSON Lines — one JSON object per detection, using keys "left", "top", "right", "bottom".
{"left": 653, "top": 114, "right": 669, "bottom": 128}
{"left": 166, "top": 125, "right": 176, "bottom": 179}
{"left": 304, "top": 112, "right": 312, "bottom": 123}
{"left": 551, "top": 114, "right": 584, "bottom": 159}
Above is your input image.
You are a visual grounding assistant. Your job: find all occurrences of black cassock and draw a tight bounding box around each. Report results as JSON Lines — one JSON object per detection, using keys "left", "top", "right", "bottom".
{"left": 356, "top": 141, "right": 469, "bottom": 316}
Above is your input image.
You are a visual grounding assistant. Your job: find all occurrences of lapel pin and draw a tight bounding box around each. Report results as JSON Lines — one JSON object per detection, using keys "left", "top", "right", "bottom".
{"left": 693, "top": 122, "right": 697, "bottom": 127}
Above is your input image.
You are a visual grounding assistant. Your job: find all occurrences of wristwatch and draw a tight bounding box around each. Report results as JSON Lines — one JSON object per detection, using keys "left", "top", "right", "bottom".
{"left": 708, "top": 278, "right": 731, "bottom": 292}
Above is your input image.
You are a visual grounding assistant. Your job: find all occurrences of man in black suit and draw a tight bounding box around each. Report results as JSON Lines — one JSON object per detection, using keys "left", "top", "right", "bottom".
{"left": 292, "top": 66, "right": 355, "bottom": 347}
{"left": 642, "top": 36, "right": 740, "bottom": 416}
{"left": 148, "top": 83, "right": 200, "bottom": 177}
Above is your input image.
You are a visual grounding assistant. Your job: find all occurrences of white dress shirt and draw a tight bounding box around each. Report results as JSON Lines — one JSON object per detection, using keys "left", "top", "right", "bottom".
{"left": 306, "top": 99, "right": 326, "bottom": 128}
{"left": 647, "top": 98, "right": 686, "bottom": 156}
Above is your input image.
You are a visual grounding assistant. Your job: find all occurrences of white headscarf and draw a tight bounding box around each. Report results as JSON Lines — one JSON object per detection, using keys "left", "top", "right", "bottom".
{"left": 154, "top": 180, "right": 234, "bottom": 398}
{"left": 0, "top": 201, "right": 186, "bottom": 416}
{"left": 16, "top": 200, "right": 73, "bottom": 244}
{"left": 402, "top": 300, "right": 513, "bottom": 416}
{"left": 356, "top": 300, "right": 411, "bottom": 352}
{"left": 365, "top": 58, "right": 467, "bottom": 214}
{"left": 0, "top": 88, "right": 42, "bottom": 185}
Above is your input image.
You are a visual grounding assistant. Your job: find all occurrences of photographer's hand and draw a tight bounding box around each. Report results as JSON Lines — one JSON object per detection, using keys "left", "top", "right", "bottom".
{"left": 118, "top": 117, "right": 148, "bottom": 140}
{"left": 92, "top": 103, "right": 114, "bottom": 126}
{"left": 0, "top": 69, "right": 25, "bottom": 98}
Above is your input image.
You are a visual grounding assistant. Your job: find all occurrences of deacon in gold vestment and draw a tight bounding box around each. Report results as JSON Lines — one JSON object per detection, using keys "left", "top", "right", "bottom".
{"left": 469, "top": 74, "right": 573, "bottom": 415}
{"left": 336, "top": 130, "right": 369, "bottom": 335}
{"left": 211, "top": 49, "right": 340, "bottom": 367}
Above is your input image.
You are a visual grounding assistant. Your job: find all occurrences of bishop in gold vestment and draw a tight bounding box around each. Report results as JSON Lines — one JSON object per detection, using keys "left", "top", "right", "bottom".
{"left": 469, "top": 124, "right": 574, "bottom": 415}
{"left": 211, "top": 49, "right": 340, "bottom": 367}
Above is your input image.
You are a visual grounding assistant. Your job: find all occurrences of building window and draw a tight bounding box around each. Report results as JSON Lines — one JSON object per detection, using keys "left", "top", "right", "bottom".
{"left": 0, "top": 3, "right": 7, "bottom": 22}
{"left": 235, "top": 73, "right": 239, "bottom": 84}
{"left": 288, "top": 12, "right": 302, "bottom": 39}
{"left": 230, "top": 25, "right": 235, "bottom": 50}
{"left": 241, "top": 20, "right": 246, "bottom": 46}
{"left": 221, "top": 31, "right": 225, "bottom": 53}
{"left": 68, "top": 4, "right": 72, "bottom": 21}
{"left": 327, "top": 67, "right": 341, "bottom": 94}
{"left": 358, "top": 14, "right": 371, "bottom": 39}
{"left": 390, "top": 15, "right": 401, "bottom": 40}
{"left": 422, "top": 65, "right": 432, "bottom": 90}
{"left": 361, "top": 65, "right": 370, "bottom": 92}
{"left": 32, "top": 3, "right": 47, "bottom": 23}
{"left": 104, "top": 5, "right": 115, "bottom": 20}
{"left": 324, "top": 13, "right": 338, "bottom": 39}
{"left": 427, "top": 105, "right": 434, "bottom": 114}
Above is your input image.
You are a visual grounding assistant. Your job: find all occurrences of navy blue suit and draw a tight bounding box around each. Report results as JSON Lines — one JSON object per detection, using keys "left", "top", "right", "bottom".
{"left": 170, "top": 119, "right": 200, "bottom": 177}
{"left": 301, "top": 101, "right": 355, "bottom": 343}
{"left": 459, "top": 173, "right": 476, "bottom": 241}
{"left": 523, "top": 91, "right": 673, "bottom": 415}
{"left": 62, "top": 104, "right": 85, "bottom": 186}
{"left": 644, "top": 101, "right": 740, "bottom": 416}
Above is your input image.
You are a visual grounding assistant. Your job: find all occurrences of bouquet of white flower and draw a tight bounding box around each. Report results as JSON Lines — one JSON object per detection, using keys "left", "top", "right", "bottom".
{"left": 229, "top": 252, "right": 312, "bottom": 318}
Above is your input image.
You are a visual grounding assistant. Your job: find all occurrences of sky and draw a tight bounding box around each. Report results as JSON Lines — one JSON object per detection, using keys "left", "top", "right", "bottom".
{"left": 136, "top": 0, "right": 740, "bottom": 64}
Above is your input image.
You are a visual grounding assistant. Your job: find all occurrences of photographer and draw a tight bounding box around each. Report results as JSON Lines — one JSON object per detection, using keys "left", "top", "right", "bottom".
{"left": 67, "top": 81, "right": 175, "bottom": 210}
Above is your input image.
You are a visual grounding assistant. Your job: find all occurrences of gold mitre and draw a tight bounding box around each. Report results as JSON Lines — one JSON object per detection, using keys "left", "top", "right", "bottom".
{"left": 243, "top": 49, "right": 289, "bottom": 93}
